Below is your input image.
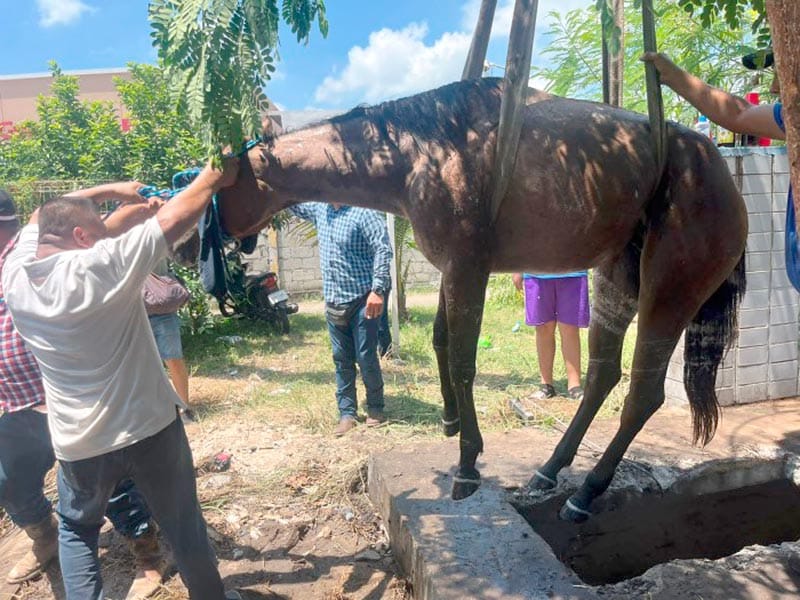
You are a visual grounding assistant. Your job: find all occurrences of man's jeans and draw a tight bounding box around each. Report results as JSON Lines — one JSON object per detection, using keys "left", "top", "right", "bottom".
{"left": 0, "top": 409, "right": 153, "bottom": 538}
{"left": 57, "top": 416, "right": 224, "bottom": 600}
{"left": 327, "top": 301, "right": 385, "bottom": 418}
{"left": 0, "top": 409, "right": 54, "bottom": 527}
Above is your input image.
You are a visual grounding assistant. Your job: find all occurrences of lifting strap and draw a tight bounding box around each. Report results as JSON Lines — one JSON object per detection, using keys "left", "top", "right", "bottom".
{"left": 641, "top": 0, "right": 667, "bottom": 174}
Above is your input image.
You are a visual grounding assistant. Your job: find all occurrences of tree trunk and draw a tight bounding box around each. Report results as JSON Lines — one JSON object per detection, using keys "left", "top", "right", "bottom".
{"left": 766, "top": 0, "right": 800, "bottom": 219}
{"left": 462, "top": 0, "right": 498, "bottom": 80}
{"left": 609, "top": 0, "right": 624, "bottom": 107}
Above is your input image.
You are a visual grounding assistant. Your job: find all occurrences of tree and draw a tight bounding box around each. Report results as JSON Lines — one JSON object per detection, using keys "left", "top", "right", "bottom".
{"left": 0, "top": 63, "right": 127, "bottom": 181}
{"left": 674, "top": 0, "right": 800, "bottom": 237}
{"left": 533, "top": 2, "right": 758, "bottom": 126}
{"left": 114, "top": 63, "right": 205, "bottom": 186}
{"left": 149, "top": 0, "right": 328, "bottom": 161}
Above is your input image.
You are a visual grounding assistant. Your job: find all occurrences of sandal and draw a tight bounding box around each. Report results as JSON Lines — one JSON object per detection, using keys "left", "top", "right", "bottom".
{"left": 530, "top": 383, "right": 556, "bottom": 400}
{"left": 567, "top": 386, "right": 584, "bottom": 401}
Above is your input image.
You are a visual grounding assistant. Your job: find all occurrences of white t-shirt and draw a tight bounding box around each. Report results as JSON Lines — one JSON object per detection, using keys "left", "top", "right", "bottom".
{"left": 2, "top": 217, "right": 182, "bottom": 461}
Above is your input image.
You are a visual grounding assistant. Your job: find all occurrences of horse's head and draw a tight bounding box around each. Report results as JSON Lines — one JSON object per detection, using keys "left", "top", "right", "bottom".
{"left": 217, "top": 141, "right": 286, "bottom": 239}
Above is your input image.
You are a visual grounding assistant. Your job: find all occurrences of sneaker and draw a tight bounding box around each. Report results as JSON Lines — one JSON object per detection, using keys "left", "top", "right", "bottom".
{"left": 529, "top": 383, "right": 556, "bottom": 400}
{"left": 365, "top": 411, "right": 387, "bottom": 427}
{"left": 567, "top": 386, "right": 584, "bottom": 401}
{"left": 334, "top": 416, "right": 357, "bottom": 437}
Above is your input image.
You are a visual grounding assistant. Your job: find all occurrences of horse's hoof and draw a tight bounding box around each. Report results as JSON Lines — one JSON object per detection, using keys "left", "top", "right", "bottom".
{"left": 451, "top": 474, "right": 481, "bottom": 500}
{"left": 558, "top": 497, "right": 591, "bottom": 523}
{"left": 529, "top": 470, "right": 557, "bottom": 491}
{"left": 441, "top": 417, "right": 460, "bottom": 437}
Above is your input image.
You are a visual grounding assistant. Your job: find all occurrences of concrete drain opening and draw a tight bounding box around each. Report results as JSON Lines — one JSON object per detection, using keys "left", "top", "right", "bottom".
{"left": 511, "top": 457, "right": 800, "bottom": 585}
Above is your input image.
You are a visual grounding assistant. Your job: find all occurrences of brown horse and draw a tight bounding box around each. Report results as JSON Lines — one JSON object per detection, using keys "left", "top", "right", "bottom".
{"left": 218, "top": 77, "right": 747, "bottom": 521}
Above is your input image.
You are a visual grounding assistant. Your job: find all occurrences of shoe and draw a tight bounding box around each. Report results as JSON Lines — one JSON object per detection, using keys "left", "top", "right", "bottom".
{"left": 6, "top": 514, "right": 59, "bottom": 584}
{"left": 365, "top": 411, "right": 387, "bottom": 427}
{"left": 334, "top": 416, "right": 357, "bottom": 437}
{"left": 529, "top": 383, "right": 556, "bottom": 400}
{"left": 567, "top": 386, "right": 584, "bottom": 401}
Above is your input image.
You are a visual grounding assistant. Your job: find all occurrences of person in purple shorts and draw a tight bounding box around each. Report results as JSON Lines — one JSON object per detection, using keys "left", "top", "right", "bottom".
{"left": 513, "top": 271, "right": 590, "bottom": 401}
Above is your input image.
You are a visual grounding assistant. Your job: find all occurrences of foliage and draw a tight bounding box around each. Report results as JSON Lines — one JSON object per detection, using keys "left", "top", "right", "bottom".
{"left": 595, "top": 1, "right": 769, "bottom": 55}
{"left": 485, "top": 274, "right": 523, "bottom": 309}
{"left": 0, "top": 63, "right": 127, "bottom": 181}
{"left": 533, "top": 1, "right": 760, "bottom": 125}
{"left": 148, "top": 0, "right": 328, "bottom": 162}
{"left": 0, "top": 62, "right": 203, "bottom": 188}
{"left": 174, "top": 263, "right": 219, "bottom": 335}
{"left": 676, "top": 0, "right": 770, "bottom": 46}
{"left": 114, "top": 63, "right": 206, "bottom": 186}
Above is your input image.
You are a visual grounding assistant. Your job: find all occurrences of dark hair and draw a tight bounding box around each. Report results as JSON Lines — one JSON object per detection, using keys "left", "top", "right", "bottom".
{"left": 0, "top": 189, "right": 19, "bottom": 229}
{"left": 742, "top": 48, "right": 774, "bottom": 70}
{"left": 38, "top": 195, "right": 99, "bottom": 240}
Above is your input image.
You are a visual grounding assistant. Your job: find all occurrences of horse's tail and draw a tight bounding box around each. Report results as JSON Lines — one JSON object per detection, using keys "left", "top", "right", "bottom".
{"left": 683, "top": 250, "right": 747, "bottom": 445}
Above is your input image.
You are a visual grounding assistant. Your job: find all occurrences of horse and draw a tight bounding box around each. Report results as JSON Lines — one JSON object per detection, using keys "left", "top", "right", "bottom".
{"left": 217, "top": 77, "right": 748, "bottom": 521}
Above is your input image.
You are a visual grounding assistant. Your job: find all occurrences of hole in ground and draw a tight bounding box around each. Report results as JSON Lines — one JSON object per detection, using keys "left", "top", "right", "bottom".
{"left": 512, "top": 470, "right": 800, "bottom": 585}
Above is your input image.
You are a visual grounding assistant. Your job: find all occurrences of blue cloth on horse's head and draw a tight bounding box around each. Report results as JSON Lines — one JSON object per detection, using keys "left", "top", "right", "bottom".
{"left": 774, "top": 103, "right": 800, "bottom": 293}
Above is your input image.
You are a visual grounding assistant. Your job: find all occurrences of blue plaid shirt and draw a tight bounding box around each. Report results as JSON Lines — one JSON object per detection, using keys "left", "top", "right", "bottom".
{"left": 288, "top": 203, "right": 392, "bottom": 305}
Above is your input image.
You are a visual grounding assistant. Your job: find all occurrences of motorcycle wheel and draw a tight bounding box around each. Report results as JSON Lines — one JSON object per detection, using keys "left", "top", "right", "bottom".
{"left": 274, "top": 304, "right": 291, "bottom": 334}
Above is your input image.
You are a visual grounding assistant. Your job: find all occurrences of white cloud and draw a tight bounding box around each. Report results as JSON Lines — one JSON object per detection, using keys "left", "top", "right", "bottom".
{"left": 313, "top": 0, "right": 595, "bottom": 107}
{"left": 314, "top": 23, "right": 471, "bottom": 106}
{"left": 37, "top": 0, "right": 93, "bottom": 27}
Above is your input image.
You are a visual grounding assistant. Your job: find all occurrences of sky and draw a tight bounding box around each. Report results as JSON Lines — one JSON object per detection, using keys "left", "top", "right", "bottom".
{"left": 0, "top": 0, "right": 594, "bottom": 111}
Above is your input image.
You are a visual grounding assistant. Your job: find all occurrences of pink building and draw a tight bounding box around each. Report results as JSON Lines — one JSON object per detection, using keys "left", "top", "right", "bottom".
{"left": 0, "top": 68, "right": 131, "bottom": 137}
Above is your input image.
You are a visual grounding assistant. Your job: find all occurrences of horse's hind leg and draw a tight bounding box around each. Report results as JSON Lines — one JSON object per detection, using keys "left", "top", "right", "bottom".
{"left": 433, "top": 285, "right": 460, "bottom": 436}
{"left": 530, "top": 256, "right": 638, "bottom": 490}
{"left": 559, "top": 211, "right": 741, "bottom": 521}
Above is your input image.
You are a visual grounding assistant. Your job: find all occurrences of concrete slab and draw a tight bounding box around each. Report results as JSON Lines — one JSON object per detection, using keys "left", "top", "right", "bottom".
{"left": 369, "top": 399, "right": 800, "bottom": 600}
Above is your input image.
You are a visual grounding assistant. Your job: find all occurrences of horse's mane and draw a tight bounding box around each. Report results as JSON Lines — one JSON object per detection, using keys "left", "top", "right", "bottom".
{"left": 289, "top": 78, "right": 505, "bottom": 148}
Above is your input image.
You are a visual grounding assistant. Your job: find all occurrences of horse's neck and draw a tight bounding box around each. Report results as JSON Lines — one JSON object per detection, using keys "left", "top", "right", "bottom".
{"left": 268, "top": 122, "right": 407, "bottom": 215}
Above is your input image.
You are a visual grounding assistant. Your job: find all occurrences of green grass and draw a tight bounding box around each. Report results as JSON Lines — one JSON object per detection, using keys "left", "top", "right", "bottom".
{"left": 181, "top": 290, "right": 638, "bottom": 437}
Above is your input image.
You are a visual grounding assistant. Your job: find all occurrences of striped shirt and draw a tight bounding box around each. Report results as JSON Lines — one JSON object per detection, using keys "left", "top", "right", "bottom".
{"left": 288, "top": 203, "right": 392, "bottom": 305}
{"left": 0, "top": 238, "right": 46, "bottom": 413}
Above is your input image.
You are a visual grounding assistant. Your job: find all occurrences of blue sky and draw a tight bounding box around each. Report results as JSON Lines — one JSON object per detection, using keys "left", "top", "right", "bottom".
{"left": 0, "top": 0, "right": 592, "bottom": 111}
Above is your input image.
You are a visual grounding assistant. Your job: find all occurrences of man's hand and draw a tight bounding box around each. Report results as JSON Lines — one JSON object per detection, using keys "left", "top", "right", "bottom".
{"left": 512, "top": 273, "right": 523, "bottom": 291}
{"left": 365, "top": 291, "right": 384, "bottom": 320}
{"left": 197, "top": 155, "right": 240, "bottom": 192}
{"left": 639, "top": 52, "right": 679, "bottom": 88}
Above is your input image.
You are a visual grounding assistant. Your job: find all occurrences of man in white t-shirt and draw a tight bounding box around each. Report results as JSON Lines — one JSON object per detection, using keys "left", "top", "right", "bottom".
{"left": 2, "top": 159, "right": 240, "bottom": 600}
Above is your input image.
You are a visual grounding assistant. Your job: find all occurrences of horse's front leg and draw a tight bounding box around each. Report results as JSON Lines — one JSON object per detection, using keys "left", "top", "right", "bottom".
{"left": 441, "top": 267, "right": 490, "bottom": 500}
{"left": 530, "top": 265, "right": 637, "bottom": 490}
{"left": 433, "top": 285, "right": 460, "bottom": 437}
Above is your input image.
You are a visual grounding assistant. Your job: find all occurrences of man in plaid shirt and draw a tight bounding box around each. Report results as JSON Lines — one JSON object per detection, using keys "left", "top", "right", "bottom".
{"left": 0, "top": 189, "right": 165, "bottom": 598}
{"left": 289, "top": 202, "right": 392, "bottom": 436}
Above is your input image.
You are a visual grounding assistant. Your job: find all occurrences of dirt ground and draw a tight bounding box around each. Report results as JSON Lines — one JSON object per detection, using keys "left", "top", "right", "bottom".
{"left": 3, "top": 291, "right": 797, "bottom": 600}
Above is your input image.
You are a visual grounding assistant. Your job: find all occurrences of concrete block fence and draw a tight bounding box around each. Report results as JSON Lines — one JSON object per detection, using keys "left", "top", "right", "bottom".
{"left": 239, "top": 220, "right": 441, "bottom": 296}
{"left": 666, "top": 147, "right": 798, "bottom": 406}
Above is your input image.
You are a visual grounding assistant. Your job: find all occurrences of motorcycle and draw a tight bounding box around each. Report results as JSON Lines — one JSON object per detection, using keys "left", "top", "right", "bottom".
{"left": 217, "top": 247, "right": 299, "bottom": 334}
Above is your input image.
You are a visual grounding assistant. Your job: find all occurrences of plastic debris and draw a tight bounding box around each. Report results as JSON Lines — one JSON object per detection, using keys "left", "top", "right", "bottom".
{"left": 478, "top": 336, "right": 492, "bottom": 349}
{"left": 511, "top": 321, "right": 521, "bottom": 333}
{"left": 217, "top": 335, "right": 243, "bottom": 345}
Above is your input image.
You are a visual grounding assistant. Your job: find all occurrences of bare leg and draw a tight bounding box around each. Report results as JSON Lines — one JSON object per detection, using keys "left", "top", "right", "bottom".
{"left": 534, "top": 321, "right": 556, "bottom": 385}
{"left": 558, "top": 322, "right": 582, "bottom": 390}
{"left": 164, "top": 358, "right": 190, "bottom": 405}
